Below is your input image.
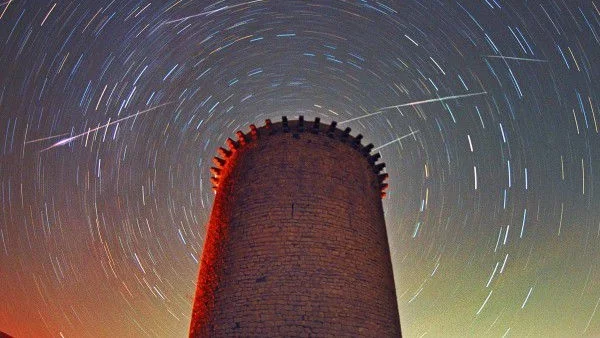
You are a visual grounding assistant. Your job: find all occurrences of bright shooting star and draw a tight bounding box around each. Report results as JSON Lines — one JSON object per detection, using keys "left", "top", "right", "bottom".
{"left": 25, "top": 132, "right": 72, "bottom": 144}
{"left": 0, "top": 0, "right": 12, "bottom": 20}
{"left": 373, "top": 130, "right": 420, "bottom": 151}
{"left": 484, "top": 55, "right": 548, "bottom": 62}
{"left": 163, "top": 0, "right": 265, "bottom": 25}
{"left": 339, "top": 91, "right": 487, "bottom": 124}
{"left": 40, "top": 101, "right": 173, "bottom": 152}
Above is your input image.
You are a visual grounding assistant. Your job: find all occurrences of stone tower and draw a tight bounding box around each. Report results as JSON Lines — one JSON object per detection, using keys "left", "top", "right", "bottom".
{"left": 189, "top": 116, "right": 401, "bottom": 337}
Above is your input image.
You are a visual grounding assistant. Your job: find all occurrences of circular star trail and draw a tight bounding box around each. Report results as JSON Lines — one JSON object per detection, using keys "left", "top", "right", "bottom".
{"left": 0, "top": 1, "right": 599, "bottom": 337}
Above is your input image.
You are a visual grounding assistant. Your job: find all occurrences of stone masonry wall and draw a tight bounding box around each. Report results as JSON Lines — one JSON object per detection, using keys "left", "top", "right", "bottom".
{"left": 190, "top": 117, "right": 401, "bottom": 337}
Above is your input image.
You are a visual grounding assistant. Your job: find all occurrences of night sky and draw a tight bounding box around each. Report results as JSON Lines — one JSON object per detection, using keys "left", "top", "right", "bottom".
{"left": 0, "top": 0, "right": 599, "bottom": 337}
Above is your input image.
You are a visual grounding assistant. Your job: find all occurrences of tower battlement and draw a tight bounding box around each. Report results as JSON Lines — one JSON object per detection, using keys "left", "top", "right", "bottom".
{"left": 210, "top": 116, "right": 389, "bottom": 198}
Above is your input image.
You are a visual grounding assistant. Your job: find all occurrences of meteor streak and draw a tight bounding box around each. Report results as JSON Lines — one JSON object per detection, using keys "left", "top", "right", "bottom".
{"left": 40, "top": 101, "right": 173, "bottom": 152}
{"left": 373, "top": 129, "right": 420, "bottom": 151}
{"left": 0, "top": 0, "right": 12, "bottom": 20}
{"left": 484, "top": 55, "right": 548, "bottom": 62}
{"left": 25, "top": 132, "right": 72, "bottom": 144}
{"left": 163, "top": 0, "right": 265, "bottom": 25}
{"left": 339, "top": 91, "right": 487, "bottom": 124}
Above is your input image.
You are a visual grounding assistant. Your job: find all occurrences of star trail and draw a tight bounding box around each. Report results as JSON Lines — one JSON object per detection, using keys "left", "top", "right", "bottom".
{"left": 0, "top": 1, "right": 599, "bottom": 337}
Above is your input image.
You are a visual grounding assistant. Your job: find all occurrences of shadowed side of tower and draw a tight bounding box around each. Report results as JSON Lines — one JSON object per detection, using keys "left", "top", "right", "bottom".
{"left": 190, "top": 117, "right": 401, "bottom": 337}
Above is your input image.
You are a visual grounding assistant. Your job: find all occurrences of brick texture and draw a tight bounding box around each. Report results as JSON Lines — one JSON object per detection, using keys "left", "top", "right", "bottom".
{"left": 190, "top": 118, "right": 401, "bottom": 337}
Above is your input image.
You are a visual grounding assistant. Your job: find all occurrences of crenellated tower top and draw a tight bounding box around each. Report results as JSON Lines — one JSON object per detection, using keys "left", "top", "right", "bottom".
{"left": 209, "top": 116, "right": 389, "bottom": 198}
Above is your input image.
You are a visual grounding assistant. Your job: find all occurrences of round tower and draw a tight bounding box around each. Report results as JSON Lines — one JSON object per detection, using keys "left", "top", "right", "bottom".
{"left": 190, "top": 116, "right": 401, "bottom": 337}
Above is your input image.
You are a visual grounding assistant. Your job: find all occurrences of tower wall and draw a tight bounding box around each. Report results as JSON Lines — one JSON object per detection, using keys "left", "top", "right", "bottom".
{"left": 190, "top": 117, "right": 401, "bottom": 337}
